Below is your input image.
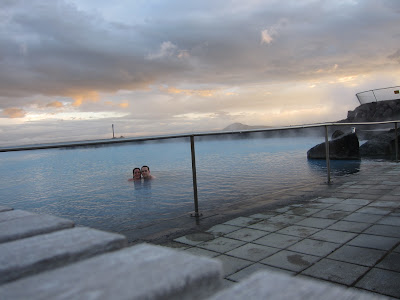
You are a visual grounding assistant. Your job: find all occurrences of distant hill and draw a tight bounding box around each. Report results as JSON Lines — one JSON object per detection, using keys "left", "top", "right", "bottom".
{"left": 224, "top": 99, "right": 400, "bottom": 132}
{"left": 222, "top": 122, "right": 272, "bottom": 131}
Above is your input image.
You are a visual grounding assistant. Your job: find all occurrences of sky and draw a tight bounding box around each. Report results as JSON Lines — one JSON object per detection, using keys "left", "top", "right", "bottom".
{"left": 1, "top": 0, "right": 399, "bottom": 146}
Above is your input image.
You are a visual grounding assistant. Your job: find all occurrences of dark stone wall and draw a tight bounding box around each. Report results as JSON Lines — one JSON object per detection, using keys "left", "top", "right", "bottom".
{"left": 342, "top": 99, "right": 400, "bottom": 123}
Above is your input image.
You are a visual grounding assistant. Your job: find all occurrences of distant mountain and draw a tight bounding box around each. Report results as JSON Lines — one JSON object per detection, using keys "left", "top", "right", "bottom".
{"left": 222, "top": 122, "right": 272, "bottom": 131}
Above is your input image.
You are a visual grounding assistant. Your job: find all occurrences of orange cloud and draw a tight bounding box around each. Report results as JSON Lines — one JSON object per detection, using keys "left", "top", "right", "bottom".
{"left": 2, "top": 107, "right": 26, "bottom": 118}
{"left": 104, "top": 101, "right": 129, "bottom": 108}
{"left": 261, "top": 29, "right": 273, "bottom": 44}
{"left": 160, "top": 86, "right": 215, "bottom": 97}
{"left": 71, "top": 91, "right": 99, "bottom": 107}
{"left": 119, "top": 102, "right": 129, "bottom": 108}
{"left": 46, "top": 101, "right": 63, "bottom": 108}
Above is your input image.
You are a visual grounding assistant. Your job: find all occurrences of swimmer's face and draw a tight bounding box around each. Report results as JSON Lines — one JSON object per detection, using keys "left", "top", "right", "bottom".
{"left": 133, "top": 169, "right": 141, "bottom": 179}
{"left": 141, "top": 167, "right": 150, "bottom": 178}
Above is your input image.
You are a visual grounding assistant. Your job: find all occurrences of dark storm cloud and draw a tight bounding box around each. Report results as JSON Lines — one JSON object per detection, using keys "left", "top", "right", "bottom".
{"left": 0, "top": 0, "right": 190, "bottom": 102}
{"left": 0, "top": 0, "right": 399, "bottom": 112}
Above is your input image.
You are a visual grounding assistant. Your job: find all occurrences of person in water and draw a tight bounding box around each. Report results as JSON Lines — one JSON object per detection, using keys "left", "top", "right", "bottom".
{"left": 129, "top": 167, "right": 142, "bottom": 181}
{"left": 141, "top": 165, "right": 155, "bottom": 179}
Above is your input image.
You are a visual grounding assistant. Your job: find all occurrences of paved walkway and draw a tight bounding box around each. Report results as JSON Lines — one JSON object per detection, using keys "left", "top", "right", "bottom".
{"left": 167, "top": 162, "right": 400, "bottom": 299}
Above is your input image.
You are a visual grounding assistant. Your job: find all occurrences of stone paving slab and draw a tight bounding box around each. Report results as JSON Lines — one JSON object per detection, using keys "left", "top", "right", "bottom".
{"left": 370, "top": 201, "right": 400, "bottom": 208}
{"left": 303, "top": 202, "right": 333, "bottom": 209}
{"left": 226, "top": 263, "right": 294, "bottom": 282}
{"left": 355, "top": 268, "right": 400, "bottom": 298}
{"left": 327, "top": 245, "right": 386, "bottom": 267}
{"left": 210, "top": 271, "right": 385, "bottom": 300}
{"left": 225, "top": 243, "right": 280, "bottom": 262}
{"left": 315, "top": 197, "right": 344, "bottom": 204}
{"left": 311, "top": 209, "right": 350, "bottom": 220}
{"left": 391, "top": 211, "right": 400, "bottom": 217}
{"left": 275, "top": 225, "right": 320, "bottom": 238}
{"left": 295, "top": 217, "right": 337, "bottom": 229}
{"left": 260, "top": 250, "right": 320, "bottom": 272}
{"left": 285, "top": 207, "right": 322, "bottom": 216}
{"left": 378, "top": 216, "right": 400, "bottom": 226}
{"left": 342, "top": 199, "right": 372, "bottom": 206}
{"left": 223, "top": 217, "right": 259, "bottom": 227}
{"left": 350, "top": 194, "right": 382, "bottom": 200}
{"left": 0, "top": 227, "right": 127, "bottom": 284}
{"left": 310, "top": 229, "right": 357, "bottom": 244}
{"left": 206, "top": 224, "right": 240, "bottom": 236}
{"left": 347, "top": 234, "right": 399, "bottom": 251}
{"left": 248, "top": 212, "right": 278, "bottom": 219}
{"left": 353, "top": 206, "right": 392, "bottom": 215}
{"left": 197, "top": 237, "right": 245, "bottom": 253}
{"left": 0, "top": 244, "right": 223, "bottom": 300}
{"left": 376, "top": 253, "right": 400, "bottom": 272}
{"left": 0, "top": 214, "right": 75, "bottom": 243}
{"left": 379, "top": 195, "right": 400, "bottom": 201}
{"left": 343, "top": 212, "right": 384, "bottom": 223}
{"left": 173, "top": 232, "right": 214, "bottom": 246}
{"left": 364, "top": 224, "right": 400, "bottom": 238}
{"left": 288, "top": 239, "right": 340, "bottom": 257}
{"left": 225, "top": 228, "right": 269, "bottom": 242}
{"left": 326, "top": 220, "right": 371, "bottom": 233}
{"left": 214, "top": 254, "right": 252, "bottom": 276}
{"left": 301, "top": 258, "right": 369, "bottom": 286}
{"left": 328, "top": 203, "right": 364, "bottom": 212}
{"left": 367, "top": 189, "right": 394, "bottom": 196}
{"left": 253, "top": 233, "right": 302, "bottom": 249}
{"left": 267, "top": 214, "right": 306, "bottom": 224}
{"left": 184, "top": 247, "right": 220, "bottom": 258}
{"left": 247, "top": 220, "right": 288, "bottom": 232}
{"left": 273, "top": 206, "right": 291, "bottom": 213}
{"left": 370, "top": 185, "right": 396, "bottom": 190}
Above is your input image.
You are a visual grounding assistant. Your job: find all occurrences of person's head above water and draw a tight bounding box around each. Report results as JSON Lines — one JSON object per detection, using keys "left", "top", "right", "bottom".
{"left": 141, "top": 165, "right": 154, "bottom": 179}
{"left": 133, "top": 168, "right": 141, "bottom": 180}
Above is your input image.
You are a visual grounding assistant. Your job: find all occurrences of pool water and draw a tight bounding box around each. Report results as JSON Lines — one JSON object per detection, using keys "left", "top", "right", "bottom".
{"left": 0, "top": 136, "right": 362, "bottom": 233}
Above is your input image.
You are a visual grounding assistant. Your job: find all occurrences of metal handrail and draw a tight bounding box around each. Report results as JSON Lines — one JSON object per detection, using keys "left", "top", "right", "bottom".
{"left": 0, "top": 120, "right": 399, "bottom": 152}
{"left": 356, "top": 86, "right": 400, "bottom": 104}
{"left": 1, "top": 120, "right": 399, "bottom": 217}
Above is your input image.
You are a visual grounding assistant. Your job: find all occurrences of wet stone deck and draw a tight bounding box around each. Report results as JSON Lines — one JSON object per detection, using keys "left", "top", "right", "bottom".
{"left": 167, "top": 163, "right": 400, "bottom": 299}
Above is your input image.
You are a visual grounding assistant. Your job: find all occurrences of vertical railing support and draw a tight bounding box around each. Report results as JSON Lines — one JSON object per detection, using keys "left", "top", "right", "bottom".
{"left": 324, "top": 125, "right": 331, "bottom": 184}
{"left": 190, "top": 135, "right": 202, "bottom": 218}
{"left": 372, "top": 89, "right": 378, "bottom": 102}
{"left": 395, "top": 122, "right": 399, "bottom": 163}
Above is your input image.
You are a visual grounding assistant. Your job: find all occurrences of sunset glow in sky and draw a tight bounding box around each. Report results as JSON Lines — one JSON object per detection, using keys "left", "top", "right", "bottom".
{"left": 1, "top": 0, "right": 400, "bottom": 146}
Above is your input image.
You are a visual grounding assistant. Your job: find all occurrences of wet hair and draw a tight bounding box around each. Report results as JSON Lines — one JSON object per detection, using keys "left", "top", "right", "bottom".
{"left": 133, "top": 167, "right": 140, "bottom": 174}
{"left": 141, "top": 165, "right": 150, "bottom": 171}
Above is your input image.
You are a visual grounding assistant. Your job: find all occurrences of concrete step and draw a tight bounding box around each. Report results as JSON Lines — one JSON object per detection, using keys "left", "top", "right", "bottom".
{"left": 0, "top": 244, "right": 223, "bottom": 300}
{"left": 0, "top": 213, "right": 74, "bottom": 243}
{"left": 0, "top": 206, "right": 13, "bottom": 212}
{"left": 208, "top": 271, "right": 386, "bottom": 300}
{"left": 0, "top": 226, "right": 127, "bottom": 284}
{"left": 0, "top": 209, "right": 35, "bottom": 222}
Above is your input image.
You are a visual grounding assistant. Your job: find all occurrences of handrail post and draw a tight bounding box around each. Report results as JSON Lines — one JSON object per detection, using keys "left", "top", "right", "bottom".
{"left": 372, "top": 89, "right": 378, "bottom": 102}
{"left": 325, "top": 125, "right": 331, "bottom": 184}
{"left": 190, "top": 135, "right": 202, "bottom": 218}
{"left": 395, "top": 122, "right": 399, "bottom": 163}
